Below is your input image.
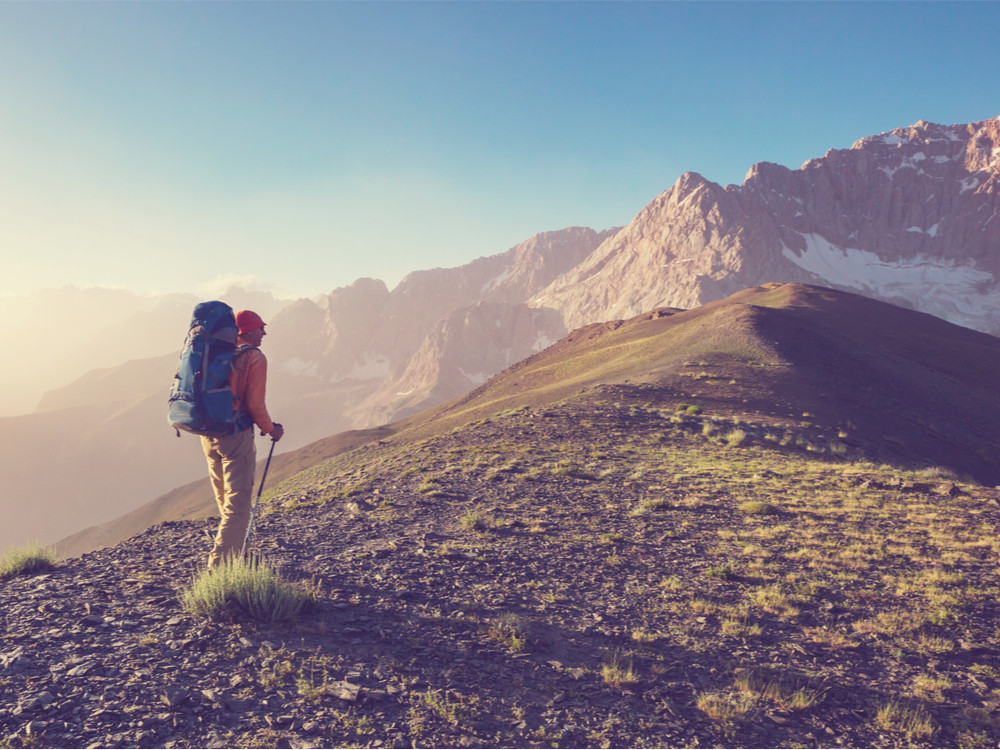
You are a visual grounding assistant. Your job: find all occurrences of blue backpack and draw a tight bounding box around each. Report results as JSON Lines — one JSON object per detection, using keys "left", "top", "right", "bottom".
{"left": 168, "top": 301, "right": 256, "bottom": 437}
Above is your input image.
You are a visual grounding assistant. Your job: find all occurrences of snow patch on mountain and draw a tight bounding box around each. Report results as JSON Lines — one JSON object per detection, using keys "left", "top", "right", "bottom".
{"left": 877, "top": 133, "right": 909, "bottom": 147}
{"left": 782, "top": 233, "right": 1000, "bottom": 325}
{"left": 905, "top": 223, "right": 940, "bottom": 237}
{"left": 880, "top": 152, "right": 929, "bottom": 178}
{"left": 960, "top": 176, "right": 981, "bottom": 193}
{"left": 480, "top": 266, "right": 514, "bottom": 294}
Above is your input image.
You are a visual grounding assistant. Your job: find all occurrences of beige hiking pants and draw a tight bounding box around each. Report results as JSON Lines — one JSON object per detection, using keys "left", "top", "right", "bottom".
{"left": 202, "top": 428, "right": 256, "bottom": 569}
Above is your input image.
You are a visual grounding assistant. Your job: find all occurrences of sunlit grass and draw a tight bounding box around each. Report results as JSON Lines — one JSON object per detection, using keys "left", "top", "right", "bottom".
{"left": 182, "top": 557, "right": 317, "bottom": 622}
{"left": 734, "top": 668, "right": 825, "bottom": 710}
{"left": 874, "top": 699, "right": 936, "bottom": 741}
{"left": 696, "top": 690, "right": 754, "bottom": 735}
{"left": 601, "top": 655, "right": 640, "bottom": 687}
{"left": 0, "top": 543, "right": 58, "bottom": 580}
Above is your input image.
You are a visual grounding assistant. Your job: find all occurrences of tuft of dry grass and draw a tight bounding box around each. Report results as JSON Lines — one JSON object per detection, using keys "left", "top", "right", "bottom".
{"left": 874, "top": 699, "right": 936, "bottom": 741}
{"left": 725, "top": 429, "right": 748, "bottom": 447}
{"left": 853, "top": 609, "right": 926, "bottom": 636}
{"left": 0, "top": 543, "right": 57, "bottom": 580}
{"left": 803, "top": 626, "right": 858, "bottom": 650}
{"left": 696, "top": 690, "right": 754, "bottom": 736}
{"left": 459, "top": 508, "right": 493, "bottom": 532}
{"left": 487, "top": 612, "right": 530, "bottom": 653}
{"left": 720, "top": 617, "right": 762, "bottom": 638}
{"left": 601, "top": 655, "right": 641, "bottom": 687}
{"left": 182, "top": 557, "right": 317, "bottom": 623}
{"left": 738, "top": 500, "right": 778, "bottom": 515}
{"left": 734, "top": 668, "right": 825, "bottom": 710}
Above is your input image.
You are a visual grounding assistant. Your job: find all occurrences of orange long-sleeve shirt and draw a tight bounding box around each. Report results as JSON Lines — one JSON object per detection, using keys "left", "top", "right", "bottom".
{"left": 230, "top": 345, "right": 275, "bottom": 435}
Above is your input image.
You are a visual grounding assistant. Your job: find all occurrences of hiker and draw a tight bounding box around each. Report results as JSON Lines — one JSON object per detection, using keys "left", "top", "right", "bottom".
{"left": 203, "top": 309, "right": 284, "bottom": 569}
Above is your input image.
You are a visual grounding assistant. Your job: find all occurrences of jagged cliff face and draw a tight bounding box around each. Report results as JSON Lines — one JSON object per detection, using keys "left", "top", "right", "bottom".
{"left": 268, "top": 279, "right": 392, "bottom": 382}
{"left": 268, "top": 227, "right": 614, "bottom": 417}
{"left": 350, "top": 302, "right": 566, "bottom": 425}
{"left": 532, "top": 117, "right": 1000, "bottom": 333}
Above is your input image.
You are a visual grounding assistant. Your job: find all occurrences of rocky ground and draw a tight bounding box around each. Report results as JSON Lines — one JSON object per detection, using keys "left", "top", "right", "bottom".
{"left": 3, "top": 390, "right": 1000, "bottom": 749}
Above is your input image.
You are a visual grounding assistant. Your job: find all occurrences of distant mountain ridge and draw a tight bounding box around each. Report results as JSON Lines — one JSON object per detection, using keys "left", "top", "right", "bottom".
{"left": 268, "top": 227, "right": 615, "bottom": 422}
{"left": 271, "top": 117, "right": 1000, "bottom": 429}
{"left": 0, "top": 286, "right": 289, "bottom": 417}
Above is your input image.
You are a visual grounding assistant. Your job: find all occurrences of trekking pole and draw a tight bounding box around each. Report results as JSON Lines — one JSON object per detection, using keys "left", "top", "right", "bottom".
{"left": 240, "top": 437, "right": 276, "bottom": 560}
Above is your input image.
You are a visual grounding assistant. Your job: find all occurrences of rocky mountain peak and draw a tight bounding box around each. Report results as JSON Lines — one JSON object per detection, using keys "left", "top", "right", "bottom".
{"left": 833, "top": 116, "right": 1000, "bottom": 190}
{"left": 961, "top": 117, "right": 1000, "bottom": 176}
{"left": 532, "top": 115, "right": 1000, "bottom": 335}
{"left": 741, "top": 161, "right": 793, "bottom": 187}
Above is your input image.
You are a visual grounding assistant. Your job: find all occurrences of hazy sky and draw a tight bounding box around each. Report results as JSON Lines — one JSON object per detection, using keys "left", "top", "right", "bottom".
{"left": 1, "top": 1, "right": 998, "bottom": 300}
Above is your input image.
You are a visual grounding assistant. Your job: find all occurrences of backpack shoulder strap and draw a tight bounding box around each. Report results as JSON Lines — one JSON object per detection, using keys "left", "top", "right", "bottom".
{"left": 229, "top": 345, "right": 261, "bottom": 432}
{"left": 231, "top": 344, "right": 260, "bottom": 371}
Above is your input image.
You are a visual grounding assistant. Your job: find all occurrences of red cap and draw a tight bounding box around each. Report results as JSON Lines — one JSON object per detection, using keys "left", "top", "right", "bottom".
{"left": 235, "top": 310, "right": 266, "bottom": 335}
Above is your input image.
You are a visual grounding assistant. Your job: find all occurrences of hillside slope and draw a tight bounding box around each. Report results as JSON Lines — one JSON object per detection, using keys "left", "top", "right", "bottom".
{"left": 63, "top": 283, "right": 1000, "bottom": 558}
{"left": 5, "top": 380, "right": 1000, "bottom": 749}
{"left": 401, "top": 282, "right": 1000, "bottom": 485}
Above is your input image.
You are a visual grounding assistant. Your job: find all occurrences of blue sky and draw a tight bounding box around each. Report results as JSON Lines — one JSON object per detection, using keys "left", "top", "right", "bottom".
{"left": 1, "top": 1, "right": 998, "bottom": 299}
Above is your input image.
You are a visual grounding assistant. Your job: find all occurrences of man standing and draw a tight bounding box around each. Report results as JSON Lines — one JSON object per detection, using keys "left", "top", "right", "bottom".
{"left": 202, "top": 309, "right": 284, "bottom": 568}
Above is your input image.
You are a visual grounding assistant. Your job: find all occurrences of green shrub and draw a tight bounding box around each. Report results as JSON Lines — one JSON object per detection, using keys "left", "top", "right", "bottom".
{"left": 601, "top": 654, "right": 640, "bottom": 686}
{"left": 676, "top": 403, "right": 702, "bottom": 415}
{"left": 182, "top": 557, "right": 317, "bottom": 623}
{"left": 706, "top": 562, "right": 738, "bottom": 580}
{"left": 629, "top": 497, "right": 675, "bottom": 516}
{"left": 460, "top": 508, "right": 492, "bottom": 532}
{"left": 0, "top": 543, "right": 57, "bottom": 580}
{"left": 489, "top": 612, "right": 530, "bottom": 653}
{"left": 725, "top": 429, "right": 747, "bottom": 447}
{"left": 739, "top": 501, "right": 778, "bottom": 515}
